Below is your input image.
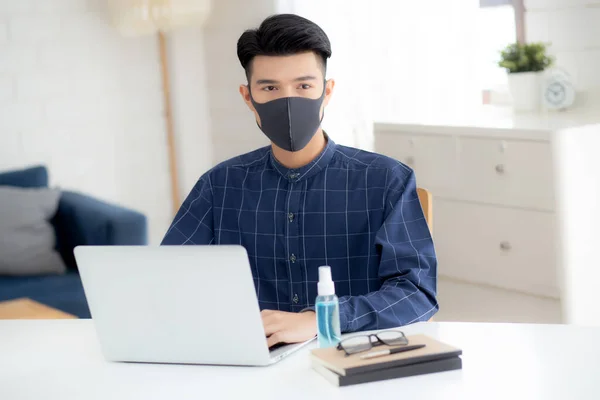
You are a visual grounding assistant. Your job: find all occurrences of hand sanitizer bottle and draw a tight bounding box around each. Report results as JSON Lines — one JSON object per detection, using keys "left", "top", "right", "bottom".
{"left": 316, "top": 266, "right": 341, "bottom": 348}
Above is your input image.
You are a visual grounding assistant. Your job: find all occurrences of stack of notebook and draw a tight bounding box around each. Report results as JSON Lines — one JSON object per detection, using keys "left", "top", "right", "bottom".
{"left": 310, "top": 334, "right": 463, "bottom": 387}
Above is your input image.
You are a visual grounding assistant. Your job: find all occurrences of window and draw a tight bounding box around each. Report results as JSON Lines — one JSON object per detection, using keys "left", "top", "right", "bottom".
{"left": 368, "top": 0, "right": 523, "bottom": 121}
{"left": 278, "top": 0, "right": 524, "bottom": 145}
{"left": 477, "top": 2, "right": 518, "bottom": 93}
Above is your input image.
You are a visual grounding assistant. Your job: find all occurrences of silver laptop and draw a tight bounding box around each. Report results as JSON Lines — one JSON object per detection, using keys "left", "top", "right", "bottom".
{"left": 73, "top": 245, "right": 314, "bottom": 366}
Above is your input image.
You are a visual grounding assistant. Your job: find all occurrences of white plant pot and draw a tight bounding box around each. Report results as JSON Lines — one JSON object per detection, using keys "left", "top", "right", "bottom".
{"left": 507, "top": 71, "right": 542, "bottom": 112}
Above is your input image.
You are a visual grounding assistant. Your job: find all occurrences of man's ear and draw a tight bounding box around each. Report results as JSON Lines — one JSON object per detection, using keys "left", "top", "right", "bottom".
{"left": 323, "top": 79, "right": 335, "bottom": 107}
{"left": 239, "top": 84, "right": 255, "bottom": 112}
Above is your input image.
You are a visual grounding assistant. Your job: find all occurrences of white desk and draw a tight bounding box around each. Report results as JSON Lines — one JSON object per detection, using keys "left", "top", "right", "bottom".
{"left": 1, "top": 320, "right": 599, "bottom": 400}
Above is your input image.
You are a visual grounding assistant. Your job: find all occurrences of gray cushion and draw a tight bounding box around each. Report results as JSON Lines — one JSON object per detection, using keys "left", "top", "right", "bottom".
{"left": 0, "top": 186, "right": 66, "bottom": 275}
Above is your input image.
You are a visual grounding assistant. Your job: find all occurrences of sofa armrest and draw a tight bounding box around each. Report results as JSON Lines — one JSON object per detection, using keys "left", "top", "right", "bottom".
{"left": 51, "top": 191, "right": 148, "bottom": 269}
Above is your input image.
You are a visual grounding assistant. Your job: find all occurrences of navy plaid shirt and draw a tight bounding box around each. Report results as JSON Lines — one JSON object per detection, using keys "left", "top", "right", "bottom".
{"left": 161, "top": 137, "right": 438, "bottom": 332}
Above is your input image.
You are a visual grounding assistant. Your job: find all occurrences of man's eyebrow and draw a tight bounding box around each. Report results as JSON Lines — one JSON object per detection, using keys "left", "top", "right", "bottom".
{"left": 255, "top": 79, "right": 279, "bottom": 85}
{"left": 294, "top": 75, "right": 318, "bottom": 82}
{"left": 254, "top": 76, "right": 318, "bottom": 85}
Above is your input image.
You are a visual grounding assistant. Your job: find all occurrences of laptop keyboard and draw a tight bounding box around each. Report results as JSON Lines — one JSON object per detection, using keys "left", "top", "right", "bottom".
{"left": 269, "top": 342, "right": 287, "bottom": 352}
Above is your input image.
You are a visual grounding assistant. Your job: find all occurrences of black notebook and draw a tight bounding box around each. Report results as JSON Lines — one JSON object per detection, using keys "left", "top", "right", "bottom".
{"left": 312, "top": 355, "right": 462, "bottom": 387}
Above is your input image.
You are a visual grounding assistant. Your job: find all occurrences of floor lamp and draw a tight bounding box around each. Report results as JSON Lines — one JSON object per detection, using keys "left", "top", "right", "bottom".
{"left": 107, "top": 0, "right": 211, "bottom": 216}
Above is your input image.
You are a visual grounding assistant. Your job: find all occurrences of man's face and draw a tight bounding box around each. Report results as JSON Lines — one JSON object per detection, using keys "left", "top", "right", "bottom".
{"left": 239, "top": 51, "right": 335, "bottom": 127}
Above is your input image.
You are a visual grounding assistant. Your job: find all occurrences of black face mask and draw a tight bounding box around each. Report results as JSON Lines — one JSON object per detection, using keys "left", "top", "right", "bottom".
{"left": 250, "top": 84, "right": 326, "bottom": 152}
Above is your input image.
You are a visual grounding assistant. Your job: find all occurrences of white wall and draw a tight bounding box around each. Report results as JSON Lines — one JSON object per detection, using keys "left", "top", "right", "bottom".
{"left": 168, "top": 26, "right": 213, "bottom": 200}
{"left": 526, "top": 0, "right": 600, "bottom": 108}
{"left": 552, "top": 123, "right": 600, "bottom": 326}
{"left": 0, "top": 0, "right": 173, "bottom": 244}
{"left": 203, "top": 0, "right": 276, "bottom": 165}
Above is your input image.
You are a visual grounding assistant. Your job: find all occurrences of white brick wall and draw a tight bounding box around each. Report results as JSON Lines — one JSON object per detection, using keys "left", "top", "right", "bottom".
{"left": 0, "top": 102, "right": 44, "bottom": 132}
{"left": 0, "top": 1, "right": 33, "bottom": 15}
{"left": 0, "top": 73, "right": 12, "bottom": 102}
{"left": 0, "top": 21, "right": 7, "bottom": 43}
{"left": 526, "top": 0, "right": 600, "bottom": 107}
{"left": 8, "top": 15, "right": 62, "bottom": 42}
{"left": 168, "top": 25, "right": 214, "bottom": 198}
{"left": 203, "top": 0, "right": 277, "bottom": 165}
{"left": 0, "top": 43, "right": 37, "bottom": 72}
{"left": 0, "top": 0, "right": 174, "bottom": 244}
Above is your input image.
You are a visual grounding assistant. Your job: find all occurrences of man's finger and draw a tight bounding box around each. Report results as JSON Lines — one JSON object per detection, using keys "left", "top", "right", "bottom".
{"left": 261, "top": 311, "right": 282, "bottom": 325}
{"left": 261, "top": 310, "right": 286, "bottom": 324}
{"left": 263, "top": 321, "right": 281, "bottom": 336}
{"left": 267, "top": 332, "right": 284, "bottom": 348}
{"left": 261, "top": 311, "right": 281, "bottom": 336}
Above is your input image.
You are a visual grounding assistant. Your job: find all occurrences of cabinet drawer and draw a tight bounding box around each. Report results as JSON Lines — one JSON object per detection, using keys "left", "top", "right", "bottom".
{"left": 433, "top": 199, "right": 558, "bottom": 298}
{"left": 374, "top": 132, "right": 458, "bottom": 197}
{"left": 458, "top": 138, "right": 554, "bottom": 210}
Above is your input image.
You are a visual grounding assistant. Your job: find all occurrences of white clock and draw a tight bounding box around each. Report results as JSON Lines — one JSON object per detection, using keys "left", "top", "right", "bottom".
{"left": 542, "top": 69, "right": 576, "bottom": 110}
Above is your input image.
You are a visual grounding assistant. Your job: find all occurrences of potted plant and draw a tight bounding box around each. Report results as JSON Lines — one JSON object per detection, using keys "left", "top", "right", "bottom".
{"left": 498, "top": 42, "right": 555, "bottom": 112}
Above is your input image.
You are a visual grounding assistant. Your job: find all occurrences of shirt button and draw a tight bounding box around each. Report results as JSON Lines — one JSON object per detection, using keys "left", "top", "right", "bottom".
{"left": 289, "top": 173, "right": 299, "bottom": 180}
{"left": 288, "top": 212, "right": 295, "bottom": 222}
{"left": 292, "top": 294, "right": 299, "bottom": 304}
{"left": 290, "top": 254, "right": 297, "bottom": 263}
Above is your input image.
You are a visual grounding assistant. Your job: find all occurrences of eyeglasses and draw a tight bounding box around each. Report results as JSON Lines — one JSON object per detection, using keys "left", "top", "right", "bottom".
{"left": 336, "top": 330, "right": 408, "bottom": 356}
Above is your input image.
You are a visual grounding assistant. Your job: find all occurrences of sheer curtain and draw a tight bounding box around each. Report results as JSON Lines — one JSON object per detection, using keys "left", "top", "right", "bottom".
{"left": 278, "top": 0, "right": 484, "bottom": 149}
{"left": 277, "top": 0, "right": 376, "bottom": 149}
{"left": 369, "top": 0, "right": 482, "bottom": 123}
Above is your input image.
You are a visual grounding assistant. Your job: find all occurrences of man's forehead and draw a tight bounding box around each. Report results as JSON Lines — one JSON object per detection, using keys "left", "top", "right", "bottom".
{"left": 250, "top": 52, "right": 324, "bottom": 82}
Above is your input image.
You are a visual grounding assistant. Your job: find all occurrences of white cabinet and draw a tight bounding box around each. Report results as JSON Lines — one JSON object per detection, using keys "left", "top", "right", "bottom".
{"left": 372, "top": 109, "right": 600, "bottom": 323}
{"left": 374, "top": 108, "right": 600, "bottom": 323}
{"left": 458, "top": 138, "right": 555, "bottom": 211}
{"left": 375, "top": 128, "right": 558, "bottom": 298}
{"left": 434, "top": 199, "right": 557, "bottom": 298}
{"left": 375, "top": 132, "right": 458, "bottom": 197}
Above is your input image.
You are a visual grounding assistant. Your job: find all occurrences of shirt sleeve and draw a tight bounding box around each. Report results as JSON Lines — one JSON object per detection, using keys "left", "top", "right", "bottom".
{"left": 338, "top": 166, "right": 438, "bottom": 332}
{"left": 160, "top": 174, "right": 215, "bottom": 245}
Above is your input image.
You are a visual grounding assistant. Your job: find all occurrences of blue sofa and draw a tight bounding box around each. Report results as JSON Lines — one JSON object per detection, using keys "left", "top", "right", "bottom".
{"left": 0, "top": 165, "right": 148, "bottom": 318}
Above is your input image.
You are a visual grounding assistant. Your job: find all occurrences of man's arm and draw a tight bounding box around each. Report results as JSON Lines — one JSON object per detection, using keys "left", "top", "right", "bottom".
{"left": 161, "top": 174, "right": 215, "bottom": 245}
{"left": 338, "top": 166, "right": 438, "bottom": 333}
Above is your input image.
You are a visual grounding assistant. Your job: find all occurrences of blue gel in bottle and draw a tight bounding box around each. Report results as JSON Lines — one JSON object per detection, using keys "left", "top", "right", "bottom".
{"left": 315, "top": 266, "right": 341, "bottom": 348}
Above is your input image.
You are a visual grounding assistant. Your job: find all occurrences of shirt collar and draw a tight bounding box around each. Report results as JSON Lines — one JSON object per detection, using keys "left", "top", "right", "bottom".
{"left": 269, "top": 133, "right": 336, "bottom": 183}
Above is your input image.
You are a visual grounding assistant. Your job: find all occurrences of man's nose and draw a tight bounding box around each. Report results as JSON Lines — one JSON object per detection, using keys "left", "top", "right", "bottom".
{"left": 279, "top": 86, "right": 296, "bottom": 98}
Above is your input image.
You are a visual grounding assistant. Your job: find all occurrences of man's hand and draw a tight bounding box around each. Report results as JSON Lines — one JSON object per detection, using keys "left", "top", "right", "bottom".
{"left": 261, "top": 310, "right": 317, "bottom": 348}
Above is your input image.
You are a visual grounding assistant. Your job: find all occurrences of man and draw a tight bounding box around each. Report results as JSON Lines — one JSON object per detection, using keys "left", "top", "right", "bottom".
{"left": 161, "top": 14, "right": 438, "bottom": 347}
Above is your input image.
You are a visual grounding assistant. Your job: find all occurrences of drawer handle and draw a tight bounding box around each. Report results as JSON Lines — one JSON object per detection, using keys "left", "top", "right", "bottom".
{"left": 405, "top": 156, "right": 415, "bottom": 166}
{"left": 500, "top": 241, "right": 512, "bottom": 251}
{"left": 495, "top": 164, "right": 505, "bottom": 174}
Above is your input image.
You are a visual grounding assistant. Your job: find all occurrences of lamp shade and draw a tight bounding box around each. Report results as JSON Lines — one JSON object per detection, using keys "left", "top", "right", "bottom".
{"left": 108, "top": 0, "right": 211, "bottom": 36}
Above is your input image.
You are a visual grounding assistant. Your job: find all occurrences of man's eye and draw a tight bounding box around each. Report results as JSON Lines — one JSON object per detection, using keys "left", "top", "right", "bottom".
{"left": 262, "top": 86, "right": 277, "bottom": 92}
{"left": 300, "top": 84, "right": 311, "bottom": 90}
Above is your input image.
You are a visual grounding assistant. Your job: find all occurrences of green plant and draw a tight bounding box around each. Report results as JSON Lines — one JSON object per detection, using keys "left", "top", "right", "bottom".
{"left": 498, "top": 42, "right": 555, "bottom": 73}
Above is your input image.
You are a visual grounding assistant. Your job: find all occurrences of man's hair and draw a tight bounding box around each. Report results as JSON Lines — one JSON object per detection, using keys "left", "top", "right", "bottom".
{"left": 237, "top": 14, "right": 332, "bottom": 80}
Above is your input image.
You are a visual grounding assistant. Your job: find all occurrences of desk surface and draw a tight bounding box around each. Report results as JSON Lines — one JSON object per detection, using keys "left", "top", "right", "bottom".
{"left": 0, "top": 298, "right": 77, "bottom": 320}
{"left": 1, "top": 320, "right": 599, "bottom": 400}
